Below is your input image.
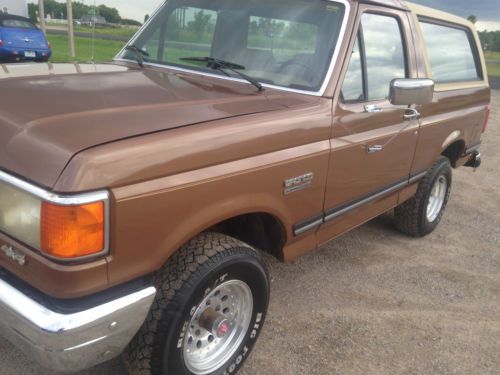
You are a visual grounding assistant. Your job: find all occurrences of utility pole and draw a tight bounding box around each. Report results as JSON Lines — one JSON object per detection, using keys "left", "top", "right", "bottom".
{"left": 38, "top": 0, "right": 46, "bottom": 34}
{"left": 67, "top": 0, "right": 76, "bottom": 58}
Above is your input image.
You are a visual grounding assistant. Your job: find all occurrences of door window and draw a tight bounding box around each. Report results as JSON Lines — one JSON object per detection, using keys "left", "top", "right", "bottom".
{"left": 342, "top": 35, "right": 364, "bottom": 102}
{"left": 341, "top": 13, "right": 407, "bottom": 102}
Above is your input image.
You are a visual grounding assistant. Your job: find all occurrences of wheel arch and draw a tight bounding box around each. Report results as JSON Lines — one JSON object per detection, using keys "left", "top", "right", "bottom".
{"left": 155, "top": 201, "right": 291, "bottom": 270}
{"left": 206, "top": 212, "right": 288, "bottom": 261}
{"left": 441, "top": 139, "right": 466, "bottom": 168}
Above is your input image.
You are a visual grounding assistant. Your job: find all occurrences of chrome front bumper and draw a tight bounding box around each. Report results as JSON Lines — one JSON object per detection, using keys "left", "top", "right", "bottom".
{"left": 0, "top": 277, "right": 156, "bottom": 372}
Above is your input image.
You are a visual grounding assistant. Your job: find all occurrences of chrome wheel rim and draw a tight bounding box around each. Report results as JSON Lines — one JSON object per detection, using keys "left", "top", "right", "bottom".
{"left": 183, "top": 280, "right": 253, "bottom": 375}
{"left": 426, "top": 175, "right": 447, "bottom": 223}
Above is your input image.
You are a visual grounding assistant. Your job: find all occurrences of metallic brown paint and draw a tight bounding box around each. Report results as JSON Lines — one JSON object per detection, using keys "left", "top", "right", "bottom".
{"left": 0, "top": 0, "right": 491, "bottom": 299}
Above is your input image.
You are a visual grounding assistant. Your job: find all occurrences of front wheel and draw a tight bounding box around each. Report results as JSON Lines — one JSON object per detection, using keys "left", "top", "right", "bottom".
{"left": 394, "top": 157, "right": 452, "bottom": 237}
{"left": 124, "top": 233, "right": 270, "bottom": 375}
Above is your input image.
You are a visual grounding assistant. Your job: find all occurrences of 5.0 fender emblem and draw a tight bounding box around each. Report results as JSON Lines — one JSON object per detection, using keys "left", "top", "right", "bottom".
{"left": 1, "top": 244, "right": 26, "bottom": 266}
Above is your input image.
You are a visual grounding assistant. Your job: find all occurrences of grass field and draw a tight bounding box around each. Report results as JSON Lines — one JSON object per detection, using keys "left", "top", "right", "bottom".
{"left": 485, "top": 51, "right": 500, "bottom": 77}
{"left": 74, "top": 26, "right": 138, "bottom": 38}
{"left": 487, "top": 63, "right": 500, "bottom": 77}
{"left": 46, "top": 35, "right": 207, "bottom": 64}
{"left": 47, "top": 35, "right": 125, "bottom": 62}
{"left": 485, "top": 51, "right": 500, "bottom": 61}
{"left": 46, "top": 22, "right": 139, "bottom": 38}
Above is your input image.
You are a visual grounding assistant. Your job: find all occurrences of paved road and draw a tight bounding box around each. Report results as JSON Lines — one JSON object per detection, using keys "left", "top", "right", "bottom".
{"left": 490, "top": 76, "right": 500, "bottom": 90}
{"left": 1, "top": 92, "right": 499, "bottom": 375}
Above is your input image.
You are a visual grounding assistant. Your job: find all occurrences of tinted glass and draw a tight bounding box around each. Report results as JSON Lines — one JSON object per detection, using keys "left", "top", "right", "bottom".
{"left": 420, "top": 22, "right": 480, "bottom": 82}
{"left": 167, "top": 7, "right": 217, "bottom": 65}
{"left": 1, "top": 19, "right": 36, "bottom": 29}
{"left": 248, "top": 16, "right": 317, "bottom": 62}
{"left": 122, "top": 0, "right": 346, "bottom": 92}
{"left": 341, "top": 36, "right": 364, "bottom": 102}
{"left": 362, "top": 14, "right": 406, "bottom": 100}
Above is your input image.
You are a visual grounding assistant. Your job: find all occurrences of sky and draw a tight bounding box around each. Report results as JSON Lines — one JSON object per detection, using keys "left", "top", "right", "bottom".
{"left": 27, "top": 0, "right": 500, "bottom": 30}
{"left": 411, "top": 0, "right": 500, "bottom": 31}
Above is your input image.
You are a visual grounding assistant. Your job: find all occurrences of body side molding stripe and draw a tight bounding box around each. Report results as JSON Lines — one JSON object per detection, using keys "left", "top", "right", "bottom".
{"left": 293, "top": 170, "right": 428, "bottom": 236}
{"left": 408, "top": 170, "right": 428, "bottom": 184}
{"left": 293, "top": 214, "right": 324, "bottom": 236}
{"left": 324, "top": 179, "right": 408, "bottom": 222}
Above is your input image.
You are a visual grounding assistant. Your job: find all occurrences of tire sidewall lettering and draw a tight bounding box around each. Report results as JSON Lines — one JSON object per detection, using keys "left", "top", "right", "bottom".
{"left": 166, "top": 255, "right": 269, "bottom": 375}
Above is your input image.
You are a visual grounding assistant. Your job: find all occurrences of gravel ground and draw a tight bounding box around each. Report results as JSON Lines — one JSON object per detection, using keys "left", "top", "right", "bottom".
{"left": 1, "top": 92, "right": 499, "bottom": 375}
{"left": 490, "top": 77, "right": 500, "bottom": 90}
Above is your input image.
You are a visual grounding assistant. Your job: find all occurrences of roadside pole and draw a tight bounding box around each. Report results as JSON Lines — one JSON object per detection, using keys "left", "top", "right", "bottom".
{"left": 67, "top": 0, "right": 76, "bottom": 58}
{"left": 38, "top": 0, "right": 46, "bottom": 34}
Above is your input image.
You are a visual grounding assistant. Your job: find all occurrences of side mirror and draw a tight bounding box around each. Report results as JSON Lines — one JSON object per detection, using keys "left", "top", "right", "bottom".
{"left": 389, "top": 78, "right": 434, "bottom": 106}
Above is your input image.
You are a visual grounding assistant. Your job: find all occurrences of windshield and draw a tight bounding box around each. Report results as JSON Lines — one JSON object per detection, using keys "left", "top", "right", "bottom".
{"left": 120, "top": 0, "right": 346, "bottom": 93}
{"left": 1, "top": 19, "right": 36, "bottom": 29}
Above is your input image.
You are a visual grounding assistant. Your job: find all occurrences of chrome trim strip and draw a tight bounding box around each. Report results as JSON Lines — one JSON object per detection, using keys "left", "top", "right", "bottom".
{"left": 0, "top": 170, "right": 110, "bottom": 262}
{"left": 294, "top": 176, "right": 416, "bottom": 236}
{"left": 294, "top": 215, "right": 324, "bottom": 236}
{"left": 324, "top": 180, "right": 408, "bottom": 222}
{"left": 409, "top": 170, "right": 428, "bottom": 184}
{"left": 0, "top": 277, "right": 156, "bottom": 372}
{"left": 0, "top": 170, "right": 108, "bottom": 205}
{"left": 114, "top": 0, "right": 351, "bottom": 97}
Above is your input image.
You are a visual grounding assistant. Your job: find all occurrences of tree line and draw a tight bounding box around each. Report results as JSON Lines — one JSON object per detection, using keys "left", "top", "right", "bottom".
{"left": 27, "top": 0, "right": 142, "bottom": 26}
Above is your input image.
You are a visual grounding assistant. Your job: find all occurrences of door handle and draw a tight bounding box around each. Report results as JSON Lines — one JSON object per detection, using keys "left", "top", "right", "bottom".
{"left": 403, "top": 108, "right": 421, "bottom": 121}
{"left": 364, "top": 104, "right": 383, "bottom": 113}
{"left": 367, "top": 145, "right": 383, "bottom": 153}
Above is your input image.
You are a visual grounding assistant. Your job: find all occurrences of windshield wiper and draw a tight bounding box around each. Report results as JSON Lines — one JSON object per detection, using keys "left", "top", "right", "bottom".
{"left": 180, "top": 57, "right": 264, "bottom": 92}
{"left": 125, "top": 45, "right": 149, "bottom": 68}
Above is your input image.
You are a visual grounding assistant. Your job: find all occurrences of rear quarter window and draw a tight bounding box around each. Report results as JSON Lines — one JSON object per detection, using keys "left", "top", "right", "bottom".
{"left": 1, "top": 19, "right": 36, "bottom": 29}
{"left": 419, "top": 20, "right": 481, "bottom": 83}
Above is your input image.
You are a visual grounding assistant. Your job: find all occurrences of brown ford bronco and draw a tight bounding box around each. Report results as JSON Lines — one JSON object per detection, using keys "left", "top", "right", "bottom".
{"left": 0, "top": 0, "right": 491, "bottom": 374}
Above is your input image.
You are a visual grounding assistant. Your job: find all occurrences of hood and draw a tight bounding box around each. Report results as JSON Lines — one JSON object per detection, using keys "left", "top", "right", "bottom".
{"left": 0, "top": 63, "right": 288, "bottom": 189}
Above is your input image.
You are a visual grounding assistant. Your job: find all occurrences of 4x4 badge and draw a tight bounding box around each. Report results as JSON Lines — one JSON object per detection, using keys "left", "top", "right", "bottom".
{"left": 1, "top": 244, "right": 26, "bottom": 266}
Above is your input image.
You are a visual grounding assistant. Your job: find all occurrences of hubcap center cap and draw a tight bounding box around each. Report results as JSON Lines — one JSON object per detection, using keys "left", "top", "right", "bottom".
{"left": 198, "top": 307, "right": 231, "bottom": 338}
{"left": 182, "top": 280, "right": 254, "bottom": 375}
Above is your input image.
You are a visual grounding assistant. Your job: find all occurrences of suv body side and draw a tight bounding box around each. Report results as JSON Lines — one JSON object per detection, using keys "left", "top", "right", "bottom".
{"left": 0, "top": 0, "right": 490, "bottom": 300}
{"left": 0, "top": 1, "right": 491, "bottom": 372}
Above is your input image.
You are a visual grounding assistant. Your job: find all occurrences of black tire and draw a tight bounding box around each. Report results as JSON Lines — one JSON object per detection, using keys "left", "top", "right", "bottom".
{"left": 394, "top": 157, "right": 452, "bottom": 237}
{"left": 124, "top": 232, "right": 270, "bottom": 375}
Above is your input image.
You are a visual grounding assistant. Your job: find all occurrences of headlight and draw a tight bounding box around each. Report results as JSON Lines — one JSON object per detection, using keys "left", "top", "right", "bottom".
{"left": 0, "top": 181, "right": 41, "bottom": 249}
{"left": 0, "top": 171, "right": 109, "bottom": 261}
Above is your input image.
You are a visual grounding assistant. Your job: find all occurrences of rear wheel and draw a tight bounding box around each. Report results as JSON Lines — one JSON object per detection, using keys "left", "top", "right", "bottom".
{"left": 124, "top": 232, "right": 270, "bottom": 375}
{"left": 394, "top": 157, "right": 452, "bottom": 237}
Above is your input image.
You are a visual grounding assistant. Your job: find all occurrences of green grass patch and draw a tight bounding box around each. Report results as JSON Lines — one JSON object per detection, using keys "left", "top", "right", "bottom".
{"left": 74, "top": 26, "right": 138, "bottom": 38}
{"left": 487, "top": 62, "right": 500, "bottom": 77}
{"left": 485, "top": 51, "right": 500, "bottom": 77}
{"left": 45, "top": 22, "right": 138, "bottom": 38}
{"left": 485, "top": 51, "right": 500, "bottom": 61}
{"left": 47, "top": 35, "right": 125, "bottom": 63}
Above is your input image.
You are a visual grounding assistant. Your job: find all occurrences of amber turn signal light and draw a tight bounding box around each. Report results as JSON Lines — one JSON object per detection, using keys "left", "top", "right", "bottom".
{"left": 41, "top": 201, "right": 105, "bottom": 259}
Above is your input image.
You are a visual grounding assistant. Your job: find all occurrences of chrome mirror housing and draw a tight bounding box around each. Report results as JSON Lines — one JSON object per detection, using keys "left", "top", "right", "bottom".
{"left": 390, "top": 78, "right": 435, "bottom": 106}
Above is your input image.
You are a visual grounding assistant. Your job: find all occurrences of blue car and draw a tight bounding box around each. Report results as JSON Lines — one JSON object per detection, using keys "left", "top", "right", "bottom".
{"left": 0, "top": 14, "right": 52, "bottom": 62}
